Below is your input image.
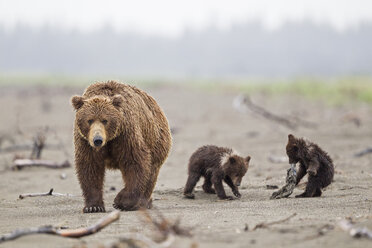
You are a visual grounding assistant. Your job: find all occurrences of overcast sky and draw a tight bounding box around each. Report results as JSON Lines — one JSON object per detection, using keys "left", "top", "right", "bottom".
{"left": 1, "top": 0, "right": 372, "bottom": 36}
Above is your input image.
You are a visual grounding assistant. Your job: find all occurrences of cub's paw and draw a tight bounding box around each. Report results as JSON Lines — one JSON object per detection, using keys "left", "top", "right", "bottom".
{"left": 83, "top": 205, "right": 105, "bottom": 213}
{"left": 219, "top": 196, "right": 234, "bottom": 201}
{"left": 233, "top": 191, "right": 241, "bottom": 198}
{"left": 307, "top": 169, "right": 317, "bottom": 176}
{"left": 295, "top": 192, "right": 309, "bottom": 198}
{"left": 184, "top": 193, "right": 195, "bottom": 199}
{"left": 202, "top": 185, "right": 216, "bottom": 194}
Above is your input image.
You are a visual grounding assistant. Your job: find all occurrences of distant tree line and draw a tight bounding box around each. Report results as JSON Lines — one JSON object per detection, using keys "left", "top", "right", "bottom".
{"left": 1, "top": 21, "right": 371, "bottom": 77}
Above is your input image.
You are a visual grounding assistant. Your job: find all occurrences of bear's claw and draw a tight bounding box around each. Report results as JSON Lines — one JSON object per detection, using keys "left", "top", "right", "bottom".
{"left": 83, "top": 206, "right": 105, "bottom": 213}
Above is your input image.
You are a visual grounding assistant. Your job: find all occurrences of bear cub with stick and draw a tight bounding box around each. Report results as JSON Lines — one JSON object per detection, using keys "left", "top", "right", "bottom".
{"left": 286, "top": 134, "right": 334, "bottom": 197}
{"left": 184, "top": 145, "right": 250, "bottom": 200}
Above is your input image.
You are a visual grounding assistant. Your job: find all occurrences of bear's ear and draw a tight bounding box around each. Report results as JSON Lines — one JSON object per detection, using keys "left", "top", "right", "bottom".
{"left": 71, "top": 96, "right": 84, "bottom": 110}
{"left": 288, "top": 134, "right": 295, "bottom": 141}
{"left": 112, "top": 94, "right": 124, "bottom": 108}
{"left": 229, "top": 156, "right": 236, "bottom": 164}
{"left": 245, "top": 156, "right": 251, "bottom": 162}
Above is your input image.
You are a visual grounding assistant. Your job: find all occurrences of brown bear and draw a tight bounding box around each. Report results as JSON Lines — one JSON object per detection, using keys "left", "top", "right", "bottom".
{"left": 286, "top": 134, "right": 334, "bottom": 197}
{"left": 71, "top": 81, "right": 172, "bottom": 212}
{"left": 183, "top": 145, "right": 250, "bottom": 200}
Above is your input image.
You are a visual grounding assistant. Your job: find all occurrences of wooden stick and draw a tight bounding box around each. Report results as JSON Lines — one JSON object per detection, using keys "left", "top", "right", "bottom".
{"left": 19, "top": 188, "right": 76, "bottom": 199}
{"left": 0, "top": 210, "right": 120, "bottom": 243}
{"left": 234, "top": 95, "right": 317, "bottom": 130}
{"left": 252, "top": 213, "right": 297, "bottom": 231}
{"left": 338, "top": 220, "right": 372, "bottom": 239}
{"left": 12, "top": 159, "right": 70, "bottom": 170}
{"left": 353, "top": 148, "right": 372, "bottom": 158}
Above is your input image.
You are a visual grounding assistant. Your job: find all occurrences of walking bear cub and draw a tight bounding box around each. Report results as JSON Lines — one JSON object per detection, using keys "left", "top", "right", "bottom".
{"left": 71, "top": 81, "right": 172, "bottom": 213}
{"left": 184, "top": 145, "right": 250, "bottom": 200}
{"left": 286, "top": 134, "right": 334, "bottom": 197}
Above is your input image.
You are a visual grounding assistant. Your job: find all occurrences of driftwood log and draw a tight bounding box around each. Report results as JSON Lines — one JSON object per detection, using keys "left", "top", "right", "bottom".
{"left": 233, "top": 95, "right": 318, "bottom": 130}
{"left": 0, "top": 210, "right": 120, "bottom": 243}
{"left": 270, "top": 163, "right": 297, "bottom": 199}
{"left": 12, "top": 159, "right": 70, "bottom": 170}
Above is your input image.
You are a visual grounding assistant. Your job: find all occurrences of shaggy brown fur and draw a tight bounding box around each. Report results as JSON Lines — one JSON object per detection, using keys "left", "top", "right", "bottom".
{"left": 286, "top": 134, "right": 334, "bottom": 198}
{"left": 71, "top": 81, "right": 172, "bottom": 212}
{"left": 183, "top": 145, "right": 250, "bottom": 200}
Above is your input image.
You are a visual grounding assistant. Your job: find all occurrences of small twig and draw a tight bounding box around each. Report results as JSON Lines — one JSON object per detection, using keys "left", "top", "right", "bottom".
{"left": 19, "top": 188, "right": 76, "bottom": 199}
{"left": 141, "top": 209, "right": 192, "bottom": 238}
{"left": 338, "top": 220, "right": 372, "bottom": 239}
{"left": 0, "top": 210, "right": 120, "bottom": 243}
{"left": 12, "top": 159, "right": 70, "bottom": 170}
{"left": 353, "top": 148, "right": 372, "bottom": 158}
{"left": 266, "top": 185, "right": 279, "bottom": 189}
{"left": 252, "top": 213, "right": 297, "bottom": 231}
{"left": 117, "top": 233, "right": 176, "bottom": 248}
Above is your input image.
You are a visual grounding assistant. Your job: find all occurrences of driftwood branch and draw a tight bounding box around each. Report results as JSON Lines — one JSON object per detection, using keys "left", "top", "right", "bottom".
{"left": 353, "top": 148, "right": 372, "bottom": 158}
{"left": 0, "top": 210, "right": 120, "bottom": 243}
{"left": 270, "top": 164, "right": 297, "bottom": 199}
{"left": 12, "top": 159, "right": 70, "bottom": 170}
{"left": 233, "top": 95, "right": 317, "bottom": 130}
{"left": 141, "top": 209, "right": 192, "bottom": 238}
{"left": 252, "top": 213, "right": 297, "bottom": 231}
{"left": 338, "top": 220, "right": 372, "bottom": 239}
{"left": 19, "top": 188, "right": 76, "bottom": 199}
{"left": 107, "top": 209, "right": 192, "bottom": 248}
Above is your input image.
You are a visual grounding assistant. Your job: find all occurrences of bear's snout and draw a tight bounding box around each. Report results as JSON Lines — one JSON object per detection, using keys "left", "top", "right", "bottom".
{"left": 93, "top": 136, "right": 103, "bottom": 147}
{"left": 88, "top": 121, "right": 107, "bottom": 149}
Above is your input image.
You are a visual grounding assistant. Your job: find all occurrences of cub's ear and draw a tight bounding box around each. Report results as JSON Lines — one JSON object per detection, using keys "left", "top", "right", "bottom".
{"left": 112, "top": 94, "right": 124, "bottom": 108}
{"left": 288, "top": 134, "right": 295, "bottom": 140}
{"left": 229, "top": 156, "right": 236, "bottom": 164}
{"left": 71, "top": 96, "right": 84, "bottom": 110}
{"left": 245, "top": 156, "right": 251, "bottom": 162}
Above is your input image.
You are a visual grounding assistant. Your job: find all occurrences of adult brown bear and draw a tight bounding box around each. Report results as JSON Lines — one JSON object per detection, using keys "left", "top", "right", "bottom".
{"left": 71, "top": 81, "right": 172, "bottom": 212}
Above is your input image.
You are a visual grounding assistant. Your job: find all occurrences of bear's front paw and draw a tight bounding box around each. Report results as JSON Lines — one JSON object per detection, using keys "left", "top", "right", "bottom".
{"left": 233, "top": 191, "right": 241, "bottom": 198}
{"left": 83, "top": 205, "right": 105, "bottom": 213}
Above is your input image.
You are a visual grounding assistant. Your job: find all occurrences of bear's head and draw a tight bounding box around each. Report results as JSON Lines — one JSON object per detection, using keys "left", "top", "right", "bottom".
{"left": 222, "top": 154, "right": 250, "bottom": 187}
{"left": 286, "top": 134, "right": 300, "bottom": 164}
{"left": 71, "top": 94, "right": 124, "bottom": 150}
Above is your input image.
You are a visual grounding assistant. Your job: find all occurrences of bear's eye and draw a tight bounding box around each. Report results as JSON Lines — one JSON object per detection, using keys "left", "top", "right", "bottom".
{"left": 102, "top": 120, "right": 108, "bottom": 125}
{"left": 88, "top": 119, "right": 94, "bottom": 125}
